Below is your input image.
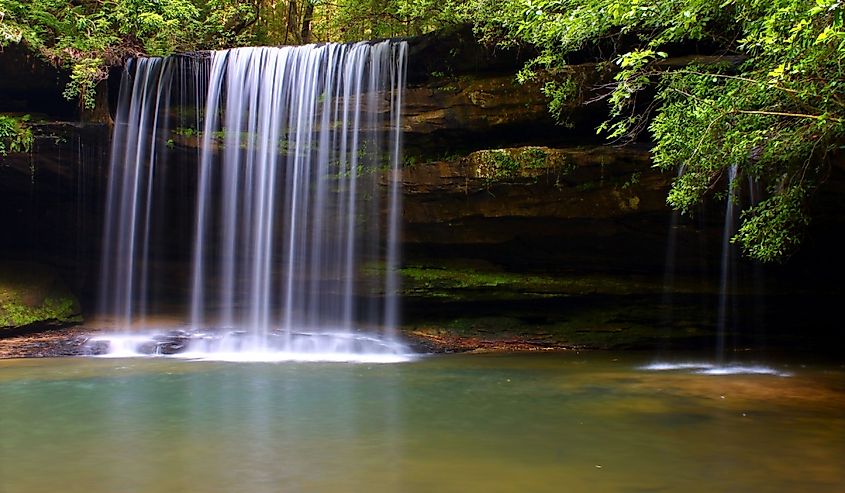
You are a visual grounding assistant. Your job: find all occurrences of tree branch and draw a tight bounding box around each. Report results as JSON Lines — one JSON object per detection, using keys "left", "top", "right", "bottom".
{"left": 733, "top": 109, "right": 841, "bottom": 122}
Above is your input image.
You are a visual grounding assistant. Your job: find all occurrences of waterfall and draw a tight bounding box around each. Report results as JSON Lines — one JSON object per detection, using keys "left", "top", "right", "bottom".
{"left": 643, "top": 163, "right": 784, "bottom": 375}
{"left": 94, "top": 42, "right": 410, "bottom": 362}
{"left": 98, "top": 57, "right": 177, "bottom": 330}
{"left": 659, "top": 165, "right": 685, "bottom": 334}
{"left": 716, "top": 163, "right": 738, "bottom": 363}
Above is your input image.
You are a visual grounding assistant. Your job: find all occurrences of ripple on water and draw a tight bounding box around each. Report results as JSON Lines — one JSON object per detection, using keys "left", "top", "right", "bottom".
{"left": 640, "top": 362, "right": 792, "bottom": 377}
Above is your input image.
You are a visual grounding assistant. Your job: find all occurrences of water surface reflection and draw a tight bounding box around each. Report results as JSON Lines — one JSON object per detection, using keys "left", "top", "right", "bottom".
{"left": 0, "top": 353, "right": 842, "bottom": 492}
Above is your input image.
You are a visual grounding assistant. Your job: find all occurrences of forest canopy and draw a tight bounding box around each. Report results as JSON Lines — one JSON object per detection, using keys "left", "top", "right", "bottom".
{"left": 0, "top": 0, "right": 455, "bottom": 108}
{"left": 1, "top": 0, "right": 843, "bottom": 262}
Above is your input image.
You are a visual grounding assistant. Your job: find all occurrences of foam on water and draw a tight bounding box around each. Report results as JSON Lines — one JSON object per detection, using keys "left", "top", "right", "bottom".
{"left": 640, "top": 361, "right": 791, "bottom": 377}
{"left": 87, "top": 329, "right": 416, "bottom": 363}
{"left": 172, "top": 352, "right": 412, "bottom": 364}
{"left": 696, "top": 365, "right": 791, "bottom": 376}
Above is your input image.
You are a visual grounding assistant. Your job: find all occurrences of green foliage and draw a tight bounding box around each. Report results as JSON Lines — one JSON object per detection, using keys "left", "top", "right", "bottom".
{"left": 482, "top": 149, "right": 522, "bottom": 179}
{"left": 0, "top": 294, "right": 80, "bottom": 328}
{"left": 0, "top": 0, "right": 463, "bottom": 108}
{"left": 0, "top": 114, "right": 33, "bottom": 156}
{"left": 0, "top": 0, "right": 260, "bottom": 108}
{"left": 63, "top": 57, "right": 104, "bottom": 109}
{"left": 472, "top": 147, "right": 575, "bottom": 185}
{"left": 733, "top": 184, "right": 809, "bottom": 262}
{"left": 467, "top": 0, "right": 845, "bottom": 261}
{"left": 312, "top": 0, "right": 462, "bottom": 41}
{"left": 0, "top": 261, "right": 82, "bottom": 328}
{"left": 621, "top": 171, "right": 640, "bottom": 189}
{"left": 542, "top": 77, "right": 578, "bottom": 126}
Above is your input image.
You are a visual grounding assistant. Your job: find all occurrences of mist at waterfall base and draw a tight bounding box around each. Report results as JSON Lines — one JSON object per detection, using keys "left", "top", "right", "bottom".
{"left": 90, "top": 42, "right": 412, "bottom": 362}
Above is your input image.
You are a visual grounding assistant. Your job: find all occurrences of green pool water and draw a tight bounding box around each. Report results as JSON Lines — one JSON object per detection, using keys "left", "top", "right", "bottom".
{"left": 1, "top": 352, "right": 843, "bottom": 493}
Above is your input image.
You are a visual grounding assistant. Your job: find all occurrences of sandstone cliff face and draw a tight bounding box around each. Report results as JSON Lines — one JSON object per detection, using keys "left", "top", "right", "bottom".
{"left": 1, "top": 30, "right": 842, "bottom": 351}
{"left": 404, "top": 146, "right": 660, "bottom": 222}
{"left": 400, "top": 145, "right": 680, "bottom": 271}
{"left": 0, "top": 28, "right": 721, "bottom": 342}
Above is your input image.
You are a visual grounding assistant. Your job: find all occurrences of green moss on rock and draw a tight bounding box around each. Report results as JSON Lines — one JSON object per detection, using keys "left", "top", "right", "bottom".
{"left": 468, "top": 147, "right": 577, "bottom": 184}
{"left": 0, "top": 261, "right": 82, "bottom": 331}
{"left": 399, "top": 263, "right": 673, "bottom": 300}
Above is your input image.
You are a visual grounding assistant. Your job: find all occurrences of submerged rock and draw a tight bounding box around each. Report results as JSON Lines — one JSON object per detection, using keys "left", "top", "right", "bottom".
{"left": 83, "top": 339, "right": 110, "bottom": 356}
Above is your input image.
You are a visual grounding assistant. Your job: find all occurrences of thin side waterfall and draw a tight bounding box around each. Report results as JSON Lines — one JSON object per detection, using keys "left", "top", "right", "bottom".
{"left": 716, "top": 164, "right": 739, "bottom": 363}
{"left": 643, "top": 163, "right": 783, "bottom": 375}
{"left": 659, "top": 164, "right": 685, "bottom": 340}
{"left": 93, "top": 42, "right": 411, "bottom": 362}
{"left": 747, "top": 176, "right": 767, "bottom": 349}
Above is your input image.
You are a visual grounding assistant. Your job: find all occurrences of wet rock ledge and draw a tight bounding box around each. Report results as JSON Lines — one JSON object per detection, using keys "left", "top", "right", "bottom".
{"left": 0, "top": 326, "right": 91, "bottom": 359}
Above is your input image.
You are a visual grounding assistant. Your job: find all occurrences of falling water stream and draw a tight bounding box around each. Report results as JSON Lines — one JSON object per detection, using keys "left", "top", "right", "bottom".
{"left": 93, "top": 42, "right": 411, "bottom": 361}
{"left": 716, "top": 164, "right": 739, "bottom": 363}
{"left": 649, "top": 163, "right": 782, "bottom": 375}
{"left": 658, "top": 165, "right": 685, "bottom": 338}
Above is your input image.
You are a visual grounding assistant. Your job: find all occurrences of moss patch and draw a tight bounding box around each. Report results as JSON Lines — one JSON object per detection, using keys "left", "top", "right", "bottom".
{"left": 394, "top": 260, "right": 719, "bottom": 351}
{"left": 398, "top": 264, "right": 671, "bottom": 301}
{"left": 468, "top": 147, "right": 576, "bottom": 184}
{"left": 0, "top": 261, "right": 82, "bottom": 331}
